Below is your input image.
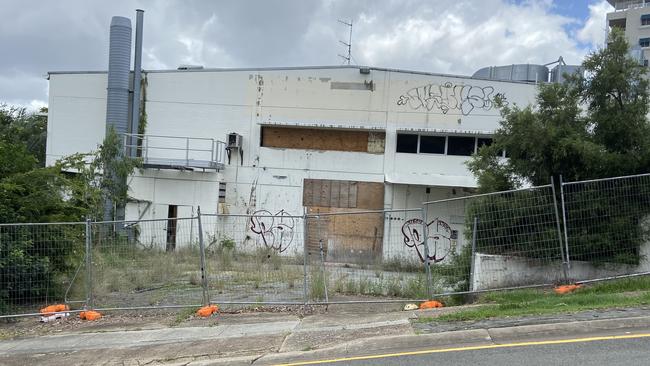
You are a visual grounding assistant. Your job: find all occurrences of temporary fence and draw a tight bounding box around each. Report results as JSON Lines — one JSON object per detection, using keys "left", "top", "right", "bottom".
{"left": 421, "top": 183, "right": 566, "bottom": 295}
{"left": 0, "top": 222, "right": 88, "bottom": 316}
{"left": 2, "top": 173, "right": 650, "bottom": 317}
{"left": 561, "top": 173, "right": 650, "bottom": 282}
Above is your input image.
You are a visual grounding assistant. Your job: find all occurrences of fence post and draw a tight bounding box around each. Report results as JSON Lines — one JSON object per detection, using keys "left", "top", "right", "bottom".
{"left": 302, "top": 208, "right": 309, "bottom": 304}
{"left": 559, "top": 175, "right": 571, "bottom": 269}
{"left": 316, "top": 213, "right": 329, "bottom": 304}
{"left": 421, "top": 206, "right": 433, "bottom": 299}
{"left": 469, "top": 216, "right": 478, "bottom": 293}
{"left": 85, "top": 218, "right": 93, "bottom": 309}
{"left": 551, "top": 176, "right": 569, "bottom": 283}
{"left": 196, "top": 206, "right": 210, "bottom": 306}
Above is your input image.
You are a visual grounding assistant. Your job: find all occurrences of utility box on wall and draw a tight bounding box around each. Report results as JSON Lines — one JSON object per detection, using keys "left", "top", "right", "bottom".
{"left": 227, "top": 133, "right": 242, "bottom": 149}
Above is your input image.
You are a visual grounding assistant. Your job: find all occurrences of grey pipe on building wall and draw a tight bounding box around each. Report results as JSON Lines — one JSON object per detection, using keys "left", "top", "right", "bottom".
{"left": 130, "top": 9, "right": 144, "bottom": 158}
{"left": 106, "top": 16, "right": 132, "bottom": 136}
{"left": 104, "top": 16, "right": 132, "bottom": 221}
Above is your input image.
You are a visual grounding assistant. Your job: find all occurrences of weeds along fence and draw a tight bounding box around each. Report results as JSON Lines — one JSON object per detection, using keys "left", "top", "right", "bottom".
{"left": 561, "top": 173, "right": 650, "bottom": 282}
{"left": 3, "top": 173, "right": 650, "bottom": 317}
{"left": 0, "top": 222, "right": 88, "bottom": 316}
{"left": 422, "top": 184, "right": 567, "bottom": 295}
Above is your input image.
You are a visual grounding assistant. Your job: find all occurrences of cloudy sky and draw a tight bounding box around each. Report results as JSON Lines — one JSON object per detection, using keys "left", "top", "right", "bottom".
{"left": 1, "top": 0, "right": 612, "bottom": 110}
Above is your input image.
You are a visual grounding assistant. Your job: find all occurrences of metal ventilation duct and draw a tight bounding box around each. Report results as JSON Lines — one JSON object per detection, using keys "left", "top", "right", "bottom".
{"left": 106, "top": 16, "right": 132, "bottom": 135}
{"left": 550, "top": 64, "right": 582, "bottom": 83}
{"left": 472, "top": 64, "right": 549, "bottom": 83}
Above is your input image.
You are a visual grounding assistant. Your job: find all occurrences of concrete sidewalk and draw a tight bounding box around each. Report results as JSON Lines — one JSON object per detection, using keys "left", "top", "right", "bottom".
{"left": 3, "top": 306, "right": 650, "bottom": 366}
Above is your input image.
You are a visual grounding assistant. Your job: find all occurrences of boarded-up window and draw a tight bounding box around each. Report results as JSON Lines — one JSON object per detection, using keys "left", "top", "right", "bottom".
{"left": 261, "top": 126, "right": 385, "bottom": 153}
{"left": 303, "top": 179, "right": 384, "bottom": 210}
{"left": 304, "top": 179, "right": 357, "bottom": 208}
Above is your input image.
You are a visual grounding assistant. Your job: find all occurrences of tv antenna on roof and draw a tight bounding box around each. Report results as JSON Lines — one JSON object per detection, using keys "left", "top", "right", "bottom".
{"left": 338, "top": 19, "right": 353, "bottom": 65}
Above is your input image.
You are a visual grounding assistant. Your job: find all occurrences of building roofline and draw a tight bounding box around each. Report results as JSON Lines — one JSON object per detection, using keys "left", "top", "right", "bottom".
{"left": 46, "top": 64, "right": 537, "bottom": 85}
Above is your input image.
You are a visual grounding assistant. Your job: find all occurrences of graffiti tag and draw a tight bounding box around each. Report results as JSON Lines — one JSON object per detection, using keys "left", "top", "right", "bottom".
{"left": 397, "top": 82, "right": 508, "bottom": 116}
{"left": 250, "top": 209, "right": 295, "bottom": 253}
{"left": 401, "top": 218, "right": 454, "bottom": 263}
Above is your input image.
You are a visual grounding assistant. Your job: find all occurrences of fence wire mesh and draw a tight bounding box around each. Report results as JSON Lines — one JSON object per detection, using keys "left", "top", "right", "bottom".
{"left": 0, "top": 222, "right": 87, "bottom": 316}
{"left": 90, "top": 218, "right": 205, "bottom": 309}
{"left": 202, "top": 213, "right": 306, "bottom": 304}
{"left": 562, "top": 173, "right": 650, "bottom": 281}
{"left": 307, "top": 209, "right": 429, "bottom": 303}
{"left": 5, "top": 173, "right": 650, "bottom": 317}
{"left": 423, "top": 185, "right": 566, "bottom": 294}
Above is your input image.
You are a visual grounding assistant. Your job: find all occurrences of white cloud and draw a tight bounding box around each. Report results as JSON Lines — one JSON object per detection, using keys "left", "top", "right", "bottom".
{"left": 353, "top": 0, "right": 588, "bottom": 75}
{"left": 577, "top": 0, "right": 612, "bottom": 48}
{"left": 1, "top": 0, "right": 611, "bottom": 107}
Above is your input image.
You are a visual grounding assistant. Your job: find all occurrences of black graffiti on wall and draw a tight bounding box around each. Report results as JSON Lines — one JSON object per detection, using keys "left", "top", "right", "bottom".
{"left": 250, "top": 209, "right": 295, "bottom": 253}
{"left": 401, "top": 218, "right": 454, "bottom": 263}
{"left": 397, "top": 82, "right": 508, "bottom": 116}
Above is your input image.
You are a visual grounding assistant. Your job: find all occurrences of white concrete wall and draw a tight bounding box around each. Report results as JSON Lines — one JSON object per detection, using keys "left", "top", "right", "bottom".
{"left": 383, "top": 184, "right": 472, "bottom": 264}
{"left": 472, "top": 241, "right": 650, "bottom": 290}
{"left": 46, "top": 73, "right": 108, "bottom": 165}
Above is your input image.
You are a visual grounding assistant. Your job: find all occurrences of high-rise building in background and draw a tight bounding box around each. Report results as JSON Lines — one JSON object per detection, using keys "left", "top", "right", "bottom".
{"left": 607, "top": 0, "right": 650, "bottom": 65}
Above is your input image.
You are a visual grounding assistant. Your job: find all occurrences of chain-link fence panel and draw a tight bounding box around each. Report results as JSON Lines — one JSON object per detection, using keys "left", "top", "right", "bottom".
{"left": 90, "top": 217, "right": 205, "bottom": 309}
{"left": 202, "top": 212, "right": 306, "bottom": 304}
{"left": 0, "top": 222, "right": 87, "bottom": 316}
{"left": 423, "top": 185, "right": 566, "bottom": 295}
{"left": 562, "top": 174, "right": 650, "bottom": 282}
{"left": 307, "top": 209, "right": 430, "bottom": 303}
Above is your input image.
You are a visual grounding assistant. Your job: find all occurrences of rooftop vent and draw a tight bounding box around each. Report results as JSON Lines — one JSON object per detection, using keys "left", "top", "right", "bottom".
{"left": 177, "top": 65, "right": 204, "bottom": 70}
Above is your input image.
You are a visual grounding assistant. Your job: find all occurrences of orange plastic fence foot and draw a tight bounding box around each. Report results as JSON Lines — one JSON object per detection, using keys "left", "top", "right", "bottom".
{"left": 39, "top": 304, "right": 70, "bottom": 316}
{"left": 554, "top": 284, "right": 582, "bottom": 294}
{"left": 196, "top": 304, "right": 219, "bottom": 317}
{"left": 419, "top": 300, "right": 444, "bottom": 309}
{"left": 79, "top": 310, "right": 102, "bottom": 321}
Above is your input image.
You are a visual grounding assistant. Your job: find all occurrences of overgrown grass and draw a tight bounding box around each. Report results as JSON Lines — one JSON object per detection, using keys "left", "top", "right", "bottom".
{"left": 423, "top": 276, "right": 650, "bottom": 323}
{"left": 331, "top": 273, "right": 429, "bottom": 299}
{"left": 309, "top": 268, "right": 328, "bottom": 300}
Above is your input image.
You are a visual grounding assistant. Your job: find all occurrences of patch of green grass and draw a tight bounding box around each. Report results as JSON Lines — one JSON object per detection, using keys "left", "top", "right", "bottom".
{"left": 423, "top": 276, "right": 650, "bottom": 323}
{"left": 309, "top": 268, "right": 328, "bottom": 300}
{"left": 171, "top": 306, "right": 197, "bottom": 326}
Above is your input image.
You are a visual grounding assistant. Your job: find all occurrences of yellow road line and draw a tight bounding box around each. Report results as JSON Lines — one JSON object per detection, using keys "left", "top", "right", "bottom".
{"left": 273, "top": 332, "right": 650, "bottom": 366}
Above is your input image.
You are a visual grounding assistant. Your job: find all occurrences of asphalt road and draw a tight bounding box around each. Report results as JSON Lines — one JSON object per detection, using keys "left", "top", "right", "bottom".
{"left": 291, "top": 334, "right": 650, "bottom": 366}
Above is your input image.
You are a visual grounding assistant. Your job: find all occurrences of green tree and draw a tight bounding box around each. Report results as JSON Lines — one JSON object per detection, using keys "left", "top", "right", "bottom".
{"left": 0, "top": 106, "right": 140, "bottom": 311}
{"left": 468, "top": 29, "right": 650, "bottom": 191}
{"left": 466, "top": 29, "right": 650, "bottom": 265}
{"left": 0, "top": 104, "right": 48, "bottom": 167}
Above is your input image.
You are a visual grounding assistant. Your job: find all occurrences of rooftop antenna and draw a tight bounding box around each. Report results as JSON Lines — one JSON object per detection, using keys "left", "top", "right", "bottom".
{"left": 338, "top": 19, "right": 353, "bottom": 65}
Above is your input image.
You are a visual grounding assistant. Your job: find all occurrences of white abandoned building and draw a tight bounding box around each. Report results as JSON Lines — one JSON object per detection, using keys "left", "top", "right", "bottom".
{"left": 45, "top": 16, "right": 568, "bottom": 267}
{"left": 46, "top": 64, "right": 543, "bottom": 263}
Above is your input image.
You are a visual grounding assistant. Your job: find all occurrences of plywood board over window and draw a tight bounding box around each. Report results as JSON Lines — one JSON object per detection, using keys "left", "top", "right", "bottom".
{"left": 304, "top": 179, "right": 384, "bottom": 263}
{"left": 261, "top": 126, "right": 385, "bottom": 153}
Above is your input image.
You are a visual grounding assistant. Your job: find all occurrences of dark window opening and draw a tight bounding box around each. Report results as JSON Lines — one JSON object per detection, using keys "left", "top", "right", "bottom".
{"left": 642, "top": 14, "right": 650, "bottom": 26}
{"left": 396, "top": 134, "right": 418, "bottom": 153}
{"left": 477, "top": 138, "right": 493, "bottom": 150}
{"left": 640, "top": 37, "right": 650, "bottom": 48}
{"left": 218, "top": 182, "right": 226, "bottom": 204}
{"left": 447, "top": 136, "right": 476, "bottom": 156}
{"left": 166, "top": 205, "right": 178, "bottom": 252}
{"left": 419, "top": 135, "right": 446, "bottom": 154}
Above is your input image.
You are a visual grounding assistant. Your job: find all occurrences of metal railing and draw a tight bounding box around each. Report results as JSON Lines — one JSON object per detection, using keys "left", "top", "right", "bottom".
{"left": 123, "top": 133, "right": 226, "bottom": 170}
{"left": 613, "top": 0, "right": 650, "bottom": 11}
{"left": 2, "top": 173, "right": 650, "bottom": 317}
